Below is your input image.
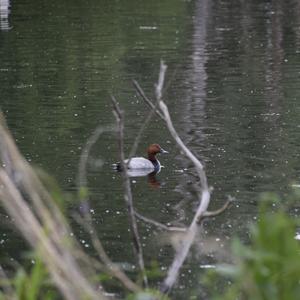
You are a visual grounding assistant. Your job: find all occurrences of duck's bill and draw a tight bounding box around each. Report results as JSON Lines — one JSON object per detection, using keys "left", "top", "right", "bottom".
{"left": 160, "top": 148, "right": 168, "bottom": 154}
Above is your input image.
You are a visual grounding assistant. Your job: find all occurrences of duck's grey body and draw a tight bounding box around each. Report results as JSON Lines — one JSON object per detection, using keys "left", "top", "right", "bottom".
{"left": 125, "top": 157, "right": 161, "bottom": 177}
{"left": 125, "top": 157, "right": 159, "bottom": 170}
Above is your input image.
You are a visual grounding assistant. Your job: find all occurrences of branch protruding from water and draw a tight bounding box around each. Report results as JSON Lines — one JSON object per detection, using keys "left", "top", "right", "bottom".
{"left": 132, "top": 60, "right": 230, "bottom": 294}
{"left": 111, "top": 95, "right": 148, "bottom": 288}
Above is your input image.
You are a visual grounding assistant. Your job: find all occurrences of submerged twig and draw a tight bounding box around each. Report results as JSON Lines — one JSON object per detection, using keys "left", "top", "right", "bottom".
{"left": 111, "top": 96, "right": 148, "bottom": 288}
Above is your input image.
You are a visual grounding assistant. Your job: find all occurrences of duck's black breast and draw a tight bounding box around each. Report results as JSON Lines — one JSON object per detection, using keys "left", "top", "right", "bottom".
{"left": 151, "top": 160, "right": 160, "bottom": 172}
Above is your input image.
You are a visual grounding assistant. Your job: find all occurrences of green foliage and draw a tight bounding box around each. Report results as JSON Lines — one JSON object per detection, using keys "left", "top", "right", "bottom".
{"left": 145, "top": 261, "right": 165, "bottom": 280}
{"left": 0, "top": 256, "right": 58, "bottom": 300}
{"left": 14, "top": 257, "right": 54, "bottom": 300}
{"left": 206, "top": 195, "right": 300, "bottom": 300}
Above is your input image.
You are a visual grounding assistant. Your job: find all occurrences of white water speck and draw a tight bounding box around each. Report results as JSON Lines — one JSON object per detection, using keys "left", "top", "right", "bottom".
{"left": 199, "top": 264, "right": 216, "bottom": 269}
{"left": 139, "top": 26, "right": 158, "bottom": 30}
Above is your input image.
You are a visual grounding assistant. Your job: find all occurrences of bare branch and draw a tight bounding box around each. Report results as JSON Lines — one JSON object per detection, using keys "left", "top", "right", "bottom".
{"left": 159, "top": 101, "right": 208, "bottom": 190}
{"left": 0, "top": 115, "right": 108, "bottom": 300}
{"left": 156, "top": 61, "right": 211, "bottom": 293}
{"left": 155, "top": 59, "right": 168, "bottom": 101}
{"left": 75, "top": 120, "right": 141, "bottom": 292}
{"left": 160, "top": 191, "right": 211, "bottom": 294}
{"left": 0, "top": 170, "right": 106, "bottom": 300}
{"left": 134, "top": 61, "right": 214, "bottom": 294}
{"left": 111, "top": 95, "right": 148, "bottom": 288}
{"left": 132, "top": 60, "right": 232, "bottom": 294}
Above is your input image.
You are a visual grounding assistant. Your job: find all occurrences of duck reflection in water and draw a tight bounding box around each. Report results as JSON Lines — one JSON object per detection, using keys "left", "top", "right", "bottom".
{"left": 147, "top": 171, "right": 161, "bottom": 188}
{"left": 0, "top": 0, "right": 10, "bottom": 31}
{"left": 126, "top": 169, "right": 161, "bottom": 188}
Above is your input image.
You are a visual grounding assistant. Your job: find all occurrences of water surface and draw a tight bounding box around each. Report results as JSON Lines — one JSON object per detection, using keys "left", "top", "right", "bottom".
{"left": 1, "top": 0, "right": 300, "bottom": 298}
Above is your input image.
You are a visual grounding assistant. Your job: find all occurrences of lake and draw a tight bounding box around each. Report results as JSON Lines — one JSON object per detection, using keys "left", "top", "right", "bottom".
{"left": 0, "top": 0, "right": 300, "bottom": 298}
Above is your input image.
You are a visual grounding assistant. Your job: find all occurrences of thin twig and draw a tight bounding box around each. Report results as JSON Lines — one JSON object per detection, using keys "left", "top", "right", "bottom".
{"left": 130, "top": 63, "right": 178, "bottom": 163}
{"left": 78, "top": 126, "right": 113, "bottom": 217}
{"left": 132, "top": 80, "right": 165, "bottom": 120}
{"left": 128, "top": 77, "right": 167, "bottom": 167}
{"left": 199, "top": 198, "right": 233, "bottom": 222}
{"left": 134, "top": 211, "right": 187, "bottom": 232}
{"left": 74, "top": 213, "right": 141, "bottom": 292}
{"left": 111, "top": 95, "right": 148, "bottom": 288}
{"left": 127, "top": 100, "right": 159, "bottom": 167}
{"left": 78, "top": 126, "right": 108, "bottom": 189}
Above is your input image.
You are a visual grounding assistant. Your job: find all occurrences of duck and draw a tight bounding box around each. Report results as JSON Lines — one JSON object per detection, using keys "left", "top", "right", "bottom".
{"left": 114, "top": 144, "right": 168, "bottom": 176}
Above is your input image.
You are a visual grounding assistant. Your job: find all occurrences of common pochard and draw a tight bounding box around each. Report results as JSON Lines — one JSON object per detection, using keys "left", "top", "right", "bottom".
{"left": 114, "top": 144, "right": 168, "bottom": 176}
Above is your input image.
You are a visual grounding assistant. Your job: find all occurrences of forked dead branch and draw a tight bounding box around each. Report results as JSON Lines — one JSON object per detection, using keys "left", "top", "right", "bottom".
{"left": 132, "top": 60, "right": 232, "bottom": 293}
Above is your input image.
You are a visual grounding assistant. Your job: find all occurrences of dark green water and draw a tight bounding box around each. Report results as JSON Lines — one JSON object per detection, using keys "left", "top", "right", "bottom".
{"left": 1, "top": 0, "right": 300, "bottom": 298}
